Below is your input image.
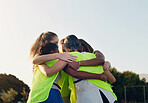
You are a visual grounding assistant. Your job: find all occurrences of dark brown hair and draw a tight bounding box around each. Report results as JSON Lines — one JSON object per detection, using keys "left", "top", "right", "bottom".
{"left": 39, "top": 43, "right": 59, "bottom": 55}
{"left": 64, "top": 35, "right": 81, "bottom": 52}
{"left": 79, "top": 39, "right": 94, "bottom": 53}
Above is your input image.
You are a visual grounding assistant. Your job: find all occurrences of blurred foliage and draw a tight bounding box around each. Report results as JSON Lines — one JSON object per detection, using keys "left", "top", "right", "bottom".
{"left": 0, "top": 73, "right": 30, "bottom": 103}
{"left": 0, "top": 69, "right": 147, "bottom": 103}
{"left": 110, "top": 68, "right": 148, "bottom": 103}
{"left": 21, "top": 87, "right": 29, "bottom": 102}
{"left": 0, "top": 88, "right": 18, "bottom": 103}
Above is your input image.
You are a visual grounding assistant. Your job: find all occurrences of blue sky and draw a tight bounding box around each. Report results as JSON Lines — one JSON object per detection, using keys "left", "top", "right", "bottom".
{"left": 0, "top": 0, "right": 148, "bottom": 87}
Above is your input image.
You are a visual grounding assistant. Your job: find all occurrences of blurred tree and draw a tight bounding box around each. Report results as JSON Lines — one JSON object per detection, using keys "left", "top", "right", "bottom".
{"left": 0, "top": 88, "right": 18, "bottom": 103}
{"left": 110, "top": 68, "right": 148, "bottom": 103}
{"left": 0, "top": 73, "right": 30, "bottom": 102}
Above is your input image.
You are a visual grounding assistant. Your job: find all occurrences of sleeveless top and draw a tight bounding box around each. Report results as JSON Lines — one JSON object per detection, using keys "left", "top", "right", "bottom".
{"left": 68, "top": 52, "right": 117, "bottom": 103}
{"left": 27, "top": 59, "right": 60, "bottom": 103}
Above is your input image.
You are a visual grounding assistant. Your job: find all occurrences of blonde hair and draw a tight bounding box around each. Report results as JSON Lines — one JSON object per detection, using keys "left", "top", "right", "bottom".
{"left": 30, "top": 31, "right": 57, "bottom": 58}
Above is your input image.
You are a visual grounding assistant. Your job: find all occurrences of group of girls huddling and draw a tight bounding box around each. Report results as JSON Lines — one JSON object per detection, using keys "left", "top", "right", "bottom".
{"left": 27, "top": 31, "right": 117, "bottom": 103}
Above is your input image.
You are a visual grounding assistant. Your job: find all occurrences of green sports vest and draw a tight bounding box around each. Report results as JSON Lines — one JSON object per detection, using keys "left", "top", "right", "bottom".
{"left": 58, "top": 70, "right": 70, "bottom": 98}
{"left": 69, "top": 52, "right": 117, "bottom": 101}
{"left": 27, "top": 59, "right": 60, "bottom": 103}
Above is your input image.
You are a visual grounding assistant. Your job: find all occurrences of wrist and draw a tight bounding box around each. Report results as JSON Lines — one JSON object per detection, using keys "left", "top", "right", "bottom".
{"left": 79, "top": 61, "right": 81, "bottom": 66}
{"left": 57, "top": 53, "right": 62, "bottom": 59}
{"left": 76, "top": 61, "right": 81, "bottom": 66}
{"left": 78, "top": 61, "right": 81, "bottom": 66}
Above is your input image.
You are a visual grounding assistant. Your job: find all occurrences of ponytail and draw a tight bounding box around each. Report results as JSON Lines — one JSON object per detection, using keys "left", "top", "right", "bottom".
{"left": 29, "top": 31, "right": 57, "bottom": 59}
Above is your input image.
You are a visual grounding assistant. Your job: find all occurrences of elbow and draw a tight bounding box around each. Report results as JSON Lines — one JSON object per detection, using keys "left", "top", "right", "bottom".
{"left": 32, "top": 58, "right": 38, "bottom": 64}
{"left": 32, "top": 59, "right": 43, "bottom": 65}
{"left": 97, "top": 59, "right": 105, "bottom": 65}
{"left": 112, "top": 78, "right": 116, "bottom": 83}
{"left": 110, "top": 78, "right": 116, "bottom": 84}
{"left": 32, "top": 59, "right": 36, "bottom": 64}
{"left": 32, "top": 56, "right": 43, "bottom": 65}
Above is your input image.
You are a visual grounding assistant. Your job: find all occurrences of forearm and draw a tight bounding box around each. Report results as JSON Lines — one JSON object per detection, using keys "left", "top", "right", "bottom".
{"left": 104, "top": 70, "right": 116, "bottom": 84}
{"left": 32, "top": 52, "right": 77, "bottom": 65}
{"left": 103, "top": 61, "right": 116, "bottom": 84}
{"left": 32, "top": 53, "right": 59, "bottom": 64}
{"left": 79, "top": 58, "right": 105, "bottom": 66}
{"left": 64, "top": 67, "right": 106, "bottom": 81}
{"left": 39, "top": 60, "right": 67, "bottom": 77}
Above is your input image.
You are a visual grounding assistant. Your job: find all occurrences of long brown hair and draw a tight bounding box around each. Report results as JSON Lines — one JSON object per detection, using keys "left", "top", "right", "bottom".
{"left": 79, "top": 39, "right": 94, "bottom": 53}
{"left": 64, "top": 35, "right": 81, "bottom": 52}
{"left": 30, "top": 31, "right": 57, "bottom": 58}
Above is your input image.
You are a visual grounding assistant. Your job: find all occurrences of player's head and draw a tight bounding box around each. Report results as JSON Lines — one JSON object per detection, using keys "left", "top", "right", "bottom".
{"left": 79, "top": 39, "right": 94, "bottom": 53}
{"left": 64, "top": 35, "right": 81, "bottom": 52}
{"left": 39, "top": 43, "right": 59, "bottom": 55}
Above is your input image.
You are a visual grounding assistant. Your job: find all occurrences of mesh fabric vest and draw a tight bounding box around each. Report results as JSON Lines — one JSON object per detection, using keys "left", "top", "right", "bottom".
{"left": 69, "top": 52, "right": 117, "bottom": 102}
{"left": 27, "top": 59, "right": 59, "bottom": 103}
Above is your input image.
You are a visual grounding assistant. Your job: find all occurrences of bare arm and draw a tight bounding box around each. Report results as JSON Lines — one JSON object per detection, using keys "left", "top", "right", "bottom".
{"left": 79, "top": 58, "right": 104, "bottom": 66}
{"left": 68, "top": 58, "right": 104, "bottom": 71}
{"left": 103, "top": 61, "right": 116, "bottom": 84}
{"left": 38, "top": 60, "right": 67, "bottom": 77}
{"left": 79, "top": 50, "right": 105, "bottom": 66}
{"left": 94, "top": 51, "right": 116, "bottom": 83}
{"left": 94, "top": 50, "right": 105, "bottom": 60}
{"left": 63, "top": 66, "right": 107, "bottom": 82}
{"left": 32, "top": 52, "right": 77, "bottom": 65}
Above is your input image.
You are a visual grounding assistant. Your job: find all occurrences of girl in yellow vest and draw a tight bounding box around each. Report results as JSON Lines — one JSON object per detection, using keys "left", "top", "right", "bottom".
{"left": 63, "top": 35, "right": 117, "bottom": 103}
{"left": 79, "top": 39, "right": 116, "bottom": 84}
{"left": 28, "top": 31, "right": 76, "bottom": 103}
{"left": 28, "top": 31, "right": 107, "bottom": 103}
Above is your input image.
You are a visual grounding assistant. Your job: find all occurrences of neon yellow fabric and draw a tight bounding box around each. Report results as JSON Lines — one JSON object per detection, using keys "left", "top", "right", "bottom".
{"left": 69, "top": 52, "right": 117, "bottom": 100}
{"left": 68, "top": 75, "right": 77, "bottom": 103}
{"left": 58, "top": 70, "right": 70, "bottom": 97}
{"left": 27, "top": 59, "right": 59, "bottom": 103}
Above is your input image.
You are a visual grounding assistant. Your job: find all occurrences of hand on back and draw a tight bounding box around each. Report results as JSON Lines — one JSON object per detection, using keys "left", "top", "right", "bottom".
{"left": 100, "top": 73, "right": 107, "bottom": 82}
{"left": 68, "top": 62, "right": 80, "bottom": 71}
{"left": 103, "top": 61, "right": 111, "bottom": 71}
{"left": 59, "top": 52, "right": 77, "bottom": 62}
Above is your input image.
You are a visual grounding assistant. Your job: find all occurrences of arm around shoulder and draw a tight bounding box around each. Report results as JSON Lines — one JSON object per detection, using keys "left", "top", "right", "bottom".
{"left": 32, "top": 53, "right": 77, "bottom": 65}
{"left": 39, "top": 60, "right": 67, "bottom": 77}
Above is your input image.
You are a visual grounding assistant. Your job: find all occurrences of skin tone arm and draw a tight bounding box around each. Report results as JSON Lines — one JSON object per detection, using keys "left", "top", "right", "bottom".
{"left": 79, "top": 50, "right": 105, "bottom": 66}
{"left": 68, "top": 58, "right": 104, "bottom": 71}
{"left": 79, "top": 58, "right": 104, "bottom": 66}
{"left": 38, "top": 60, "right": 67, "bottom": 77}
{"left": 68, "top": 51, "right": 105, "bottom": 70}
{"left": 95, "top": 50, "right": 116, "bottom": 83}
{"left": 32, "top": 52, "right": 77, "bottom": 65}
{"left": 94, "top": 50, "right": 105, "bottom": 60}
{"left": 103, "top": 61, "right": 116, "bottom": 84}
{"left": 38, "top": 59, "right": 107, "bottom": 82}
{"left": 63, "top": 66, "right": 107, "bottom": 82}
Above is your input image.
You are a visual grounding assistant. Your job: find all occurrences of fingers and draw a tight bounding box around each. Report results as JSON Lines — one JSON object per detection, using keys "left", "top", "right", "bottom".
{"left": 68, "top": 54, "right": 77, "bottom": 61}
{"left": 71, "top": 55, "right": 77, "bottom": 58}
{"left": 60, "top": 53, "right": 77, "bottom": 62}
{"left": 69, "top": 57, "right": 77, "bottom": 61}
{"left": 101, "top": 73, "right": 107, "bottom": 82}
{"left": 61, "top": 59, "right": 73, "bottom": 62}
